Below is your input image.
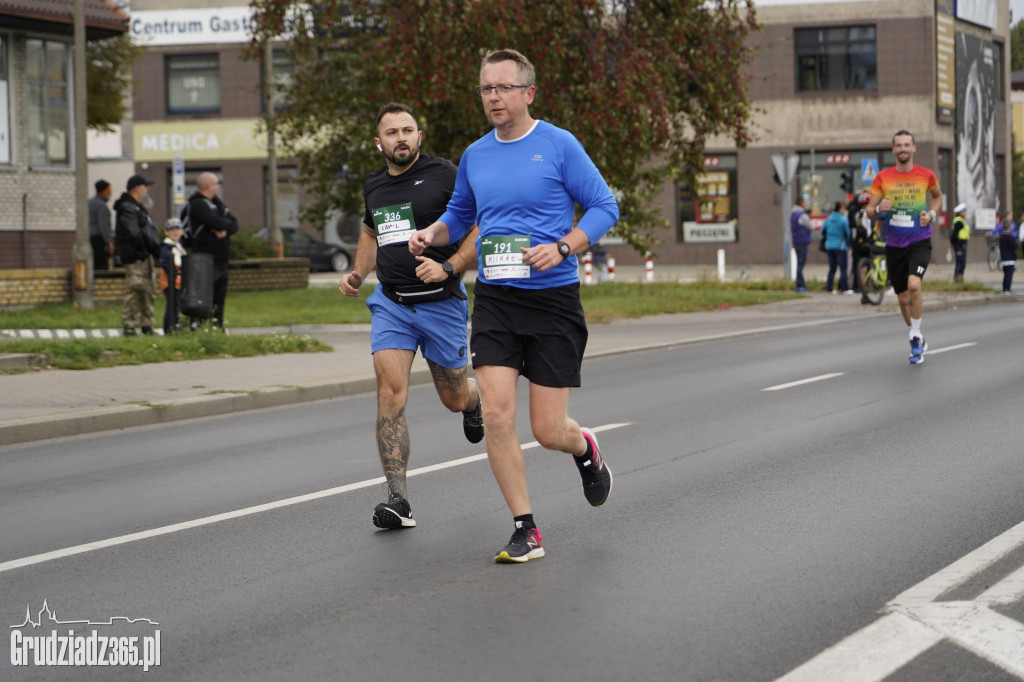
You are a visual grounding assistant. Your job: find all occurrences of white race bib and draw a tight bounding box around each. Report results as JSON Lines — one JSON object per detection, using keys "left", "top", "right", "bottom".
{"left": 890, "top": 210, "right": 914, "bottom": 228}
{"left": 372, "top": 203, "right": 416, "bottom": 246}
{"left": 481, "top": 235, "right": 531, "bottom": 280}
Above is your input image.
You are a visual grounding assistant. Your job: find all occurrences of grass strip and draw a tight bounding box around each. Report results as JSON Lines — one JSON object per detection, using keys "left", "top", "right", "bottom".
{"left": 0, "top": 332, "right": 330, "bottom": 371}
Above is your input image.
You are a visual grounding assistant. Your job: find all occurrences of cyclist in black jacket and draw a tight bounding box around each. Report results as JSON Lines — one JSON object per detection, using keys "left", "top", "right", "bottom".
{"left": 182, "top": 172, "right": 238, "bottom": 328}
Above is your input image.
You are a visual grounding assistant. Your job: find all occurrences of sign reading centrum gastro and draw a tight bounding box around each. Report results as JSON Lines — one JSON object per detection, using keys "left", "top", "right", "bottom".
{"left": 130, "top": 6, "right": 305, "bottom": 46}
{"left": 130, "top": 7, "right": 256, "bottom": 46}
{"left": 134, "top": 120, "right": 267, "bottom": 162}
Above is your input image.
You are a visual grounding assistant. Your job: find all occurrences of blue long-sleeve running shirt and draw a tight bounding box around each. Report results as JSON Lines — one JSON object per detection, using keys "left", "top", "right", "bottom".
{"left": 438, "top": 120, "right": 619, "bottom": 289}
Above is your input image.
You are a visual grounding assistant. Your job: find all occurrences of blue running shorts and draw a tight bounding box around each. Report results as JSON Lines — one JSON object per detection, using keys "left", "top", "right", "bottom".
{"left": 366, "top": 283, "right": 470, "bottom": 369}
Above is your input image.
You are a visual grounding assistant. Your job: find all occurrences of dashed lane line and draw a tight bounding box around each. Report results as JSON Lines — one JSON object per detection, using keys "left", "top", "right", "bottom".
{"left": 0, "top": 423, "right": 631, "bottom": 574}
{"left": 762, "top": 373, "right": 844, "bottom": 392}
{"left": 927, "top": 342, "right": 978, "bottom": 355}
{"left": 762, "top": 342, "right": 978, "bottom": 393}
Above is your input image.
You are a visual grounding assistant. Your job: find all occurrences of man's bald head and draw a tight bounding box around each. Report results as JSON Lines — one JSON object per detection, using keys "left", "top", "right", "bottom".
{"left": 197, "top": 172, "right": 221, "bottom": 198}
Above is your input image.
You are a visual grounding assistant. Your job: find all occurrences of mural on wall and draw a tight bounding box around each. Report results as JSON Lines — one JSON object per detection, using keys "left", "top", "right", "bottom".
{"left": 956, "top": 32, "right": 997, "bottom": 229}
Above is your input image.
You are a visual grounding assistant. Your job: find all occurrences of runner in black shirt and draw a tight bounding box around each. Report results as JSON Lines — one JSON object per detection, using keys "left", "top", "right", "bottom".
{"left": 340, "top": 102, "right": 481, "bottom": 530}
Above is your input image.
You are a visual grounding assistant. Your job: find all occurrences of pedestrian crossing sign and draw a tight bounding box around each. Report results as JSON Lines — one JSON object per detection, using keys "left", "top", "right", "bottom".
{"left": 861, "top": 158, "right": 879, "bottom": 184}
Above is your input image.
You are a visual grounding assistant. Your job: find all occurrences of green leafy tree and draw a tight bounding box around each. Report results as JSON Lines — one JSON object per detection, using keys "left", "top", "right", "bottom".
{"left": 1012, "top": 17, "right": 1024, "bottom": 71}
{"left": 87, "top": 33, "right": 146, "bottom": 133}
{"left": 248, "top": 0, "right": 758, "bottom": 254}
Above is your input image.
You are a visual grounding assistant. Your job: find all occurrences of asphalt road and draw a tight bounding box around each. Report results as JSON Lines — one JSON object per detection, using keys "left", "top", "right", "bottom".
{"left": 2, "top": 305, "right": 1023, "bottom": 681}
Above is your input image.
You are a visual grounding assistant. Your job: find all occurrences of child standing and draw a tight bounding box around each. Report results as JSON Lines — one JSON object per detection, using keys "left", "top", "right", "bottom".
{"left": 160, "top": 218, "right": 187, "bottom": 333}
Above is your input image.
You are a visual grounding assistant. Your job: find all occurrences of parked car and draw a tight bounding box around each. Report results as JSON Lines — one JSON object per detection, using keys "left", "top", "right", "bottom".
{"left": 256, "top": 227, "right": 352, "bottom": 272}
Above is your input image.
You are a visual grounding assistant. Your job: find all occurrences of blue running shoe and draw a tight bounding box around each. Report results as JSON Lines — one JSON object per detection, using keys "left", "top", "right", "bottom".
{"left": 909, "top": 336, "right": 927, "bottom": 364}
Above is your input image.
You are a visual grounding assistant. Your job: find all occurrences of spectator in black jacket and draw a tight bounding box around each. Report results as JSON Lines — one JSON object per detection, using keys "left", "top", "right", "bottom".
{"left": 182, "top": 172, "right": 239, "bottom": 328}
{"left": 114, "top": 175, "right": 160, "bottom": 336}
{"left": 999, "top": 218, "right": 1017, "bottom": 295}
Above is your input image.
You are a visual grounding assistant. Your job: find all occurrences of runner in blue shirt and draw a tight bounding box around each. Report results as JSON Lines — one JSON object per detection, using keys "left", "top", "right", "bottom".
{"left": 409, "top": 49, "right": 619, "bottom": 563}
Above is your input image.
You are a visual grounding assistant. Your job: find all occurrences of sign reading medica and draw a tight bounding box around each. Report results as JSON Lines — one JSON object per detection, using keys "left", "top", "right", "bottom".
{"left": 134, "top": 119, "right": 267, "bottom": 162}
{"left": 131, "top": 7, "right": 258, "bottom": 45}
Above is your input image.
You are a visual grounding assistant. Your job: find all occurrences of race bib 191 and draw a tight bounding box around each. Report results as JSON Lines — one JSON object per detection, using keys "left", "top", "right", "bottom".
{"left": 372, "top": 203, "right": 416, "bottom": 246}
{"left": 481, "top": 235, "right": 531, "bottom": 280}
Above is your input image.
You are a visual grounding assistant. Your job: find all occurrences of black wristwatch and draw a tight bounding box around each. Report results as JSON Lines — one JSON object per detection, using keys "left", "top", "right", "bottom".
{"left": 442, "top": 260, "right": 455, "bottom": 278}
{"left": 556, "top": 240, "right": 571, "bottom": 259}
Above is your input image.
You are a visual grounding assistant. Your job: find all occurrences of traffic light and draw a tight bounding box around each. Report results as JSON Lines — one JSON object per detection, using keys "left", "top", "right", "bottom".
{"left": 840, "top": 170, "right": 855, "bottom": 195}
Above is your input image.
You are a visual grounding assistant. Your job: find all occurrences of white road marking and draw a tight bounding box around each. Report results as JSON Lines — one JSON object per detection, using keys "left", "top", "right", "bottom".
{"left": 774, "top": 612, "right": 941, "bottom": 682}
{"left": 927, "top": 342, "right": 977, "bottom": 355}
{"left": 0, "top": 423, "right": 630, "bottom": 574}
{"left": 775, "top": 517, "right": 1024, "bottom": 681}
{"left": 762, "top": 373, "right": 844, "bottom": 392}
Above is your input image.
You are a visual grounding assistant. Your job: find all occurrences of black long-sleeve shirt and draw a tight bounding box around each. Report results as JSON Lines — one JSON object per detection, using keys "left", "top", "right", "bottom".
{"left": 182, "top": 192, "right": 239, "bottom": 266}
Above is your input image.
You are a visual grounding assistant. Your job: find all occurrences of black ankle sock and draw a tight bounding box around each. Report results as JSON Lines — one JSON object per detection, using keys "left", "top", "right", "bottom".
{"left": 514, "top": 514, "right": 535, "bottom": 530}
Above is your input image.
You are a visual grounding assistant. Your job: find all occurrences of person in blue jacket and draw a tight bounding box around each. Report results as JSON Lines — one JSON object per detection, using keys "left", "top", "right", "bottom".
{"left": 409, "top": 49, "right": 618, "bottom": 564}
{"left": 823, "top": 201, "right": 853, "bottom": 294}
{"left": 990, "top": 213, "right": 1017, "bottom": 238}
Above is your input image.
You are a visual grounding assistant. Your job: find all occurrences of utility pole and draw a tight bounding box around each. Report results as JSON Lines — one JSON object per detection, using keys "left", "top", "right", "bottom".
{"left": 771, "top": 153, "right": 800, "bottom": 280}
{"left": 264, "top": 43, "right": 281, "bottom": 258}
{"left": 71, "top": 0, "right": 93, "bottom": 308}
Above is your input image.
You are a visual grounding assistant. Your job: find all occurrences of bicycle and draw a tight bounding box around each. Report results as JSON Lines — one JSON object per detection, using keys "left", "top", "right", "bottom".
{"left": 857, "top": 250, "right": 887, "bottom": 305}
{"left": 987, "top": 234, "right": 1000, "bottom": 271}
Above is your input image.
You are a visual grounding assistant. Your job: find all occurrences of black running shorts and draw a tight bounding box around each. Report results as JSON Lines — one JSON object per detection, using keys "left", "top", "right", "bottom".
{"left": 470, "top": 281, "right": 588, "bottom": 388}
{"left": 886, "top": 238, "right": 932, "bottom": 294}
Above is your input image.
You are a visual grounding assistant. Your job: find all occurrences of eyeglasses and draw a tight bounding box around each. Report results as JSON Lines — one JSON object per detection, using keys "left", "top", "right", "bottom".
{"left": 474, "top": 84, "right": 529, "bottom": 96}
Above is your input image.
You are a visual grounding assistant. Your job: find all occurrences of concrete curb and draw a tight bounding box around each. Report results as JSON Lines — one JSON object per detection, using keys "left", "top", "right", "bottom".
{"left": 0, "top": 370, "right": 431, "bottom": 447}
{"left": 0, "top": 353, "right": 48, "bottom": 371}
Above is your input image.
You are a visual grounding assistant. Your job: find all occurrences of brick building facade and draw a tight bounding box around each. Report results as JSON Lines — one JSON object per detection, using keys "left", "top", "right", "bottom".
{"left": 0, "top": 0, "right": 127, "bottom": 270}
{"left": 604, "top": 0, "right": 1012, "bottom": 269}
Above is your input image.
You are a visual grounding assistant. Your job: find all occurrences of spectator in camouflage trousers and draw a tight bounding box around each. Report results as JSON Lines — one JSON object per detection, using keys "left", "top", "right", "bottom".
{"left": 114, "top": 175, "right": 161, "bottom": 336}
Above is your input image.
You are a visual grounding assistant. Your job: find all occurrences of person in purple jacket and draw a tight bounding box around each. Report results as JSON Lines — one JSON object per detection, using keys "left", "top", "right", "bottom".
{"left": 409, "top": 49, "right": 619, "bottom": 564}
{"left": 790, "top": 195, "right": 812, "bottom": 292}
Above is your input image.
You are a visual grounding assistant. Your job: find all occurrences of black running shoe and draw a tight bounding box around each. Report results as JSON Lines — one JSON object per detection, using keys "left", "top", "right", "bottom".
{"left": 494, "top": 525, "right": 544, "bottom": 563}
{"left": 576, "top": 428, "right": 612, "bottom": 507}
{"left": 463, "top": 386, "right": 484, "bottom": 444}
{"left": 372, "top": 492, "right": 416, "bottom": 529}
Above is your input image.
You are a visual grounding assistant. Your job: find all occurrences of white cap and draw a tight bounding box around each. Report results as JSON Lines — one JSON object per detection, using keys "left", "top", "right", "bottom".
{"left": 953, "top": 203, "right": 966, "bottom": 213}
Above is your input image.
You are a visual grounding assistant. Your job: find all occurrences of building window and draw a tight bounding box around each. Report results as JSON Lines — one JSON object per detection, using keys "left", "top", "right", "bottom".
{"left": 167, "top": 54, "right": 221, "bottom": 115}
{"left": 677, "top": 156, "right": 738, "bottom": 244}
{"left": 795, "top": 26, "right": 877, "bottom": 92}
{"left": 26, "top": 38, "right": 71, "bottom": 167}
{"left": 0, "top": 34, "right": 9, "bottom": 164}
